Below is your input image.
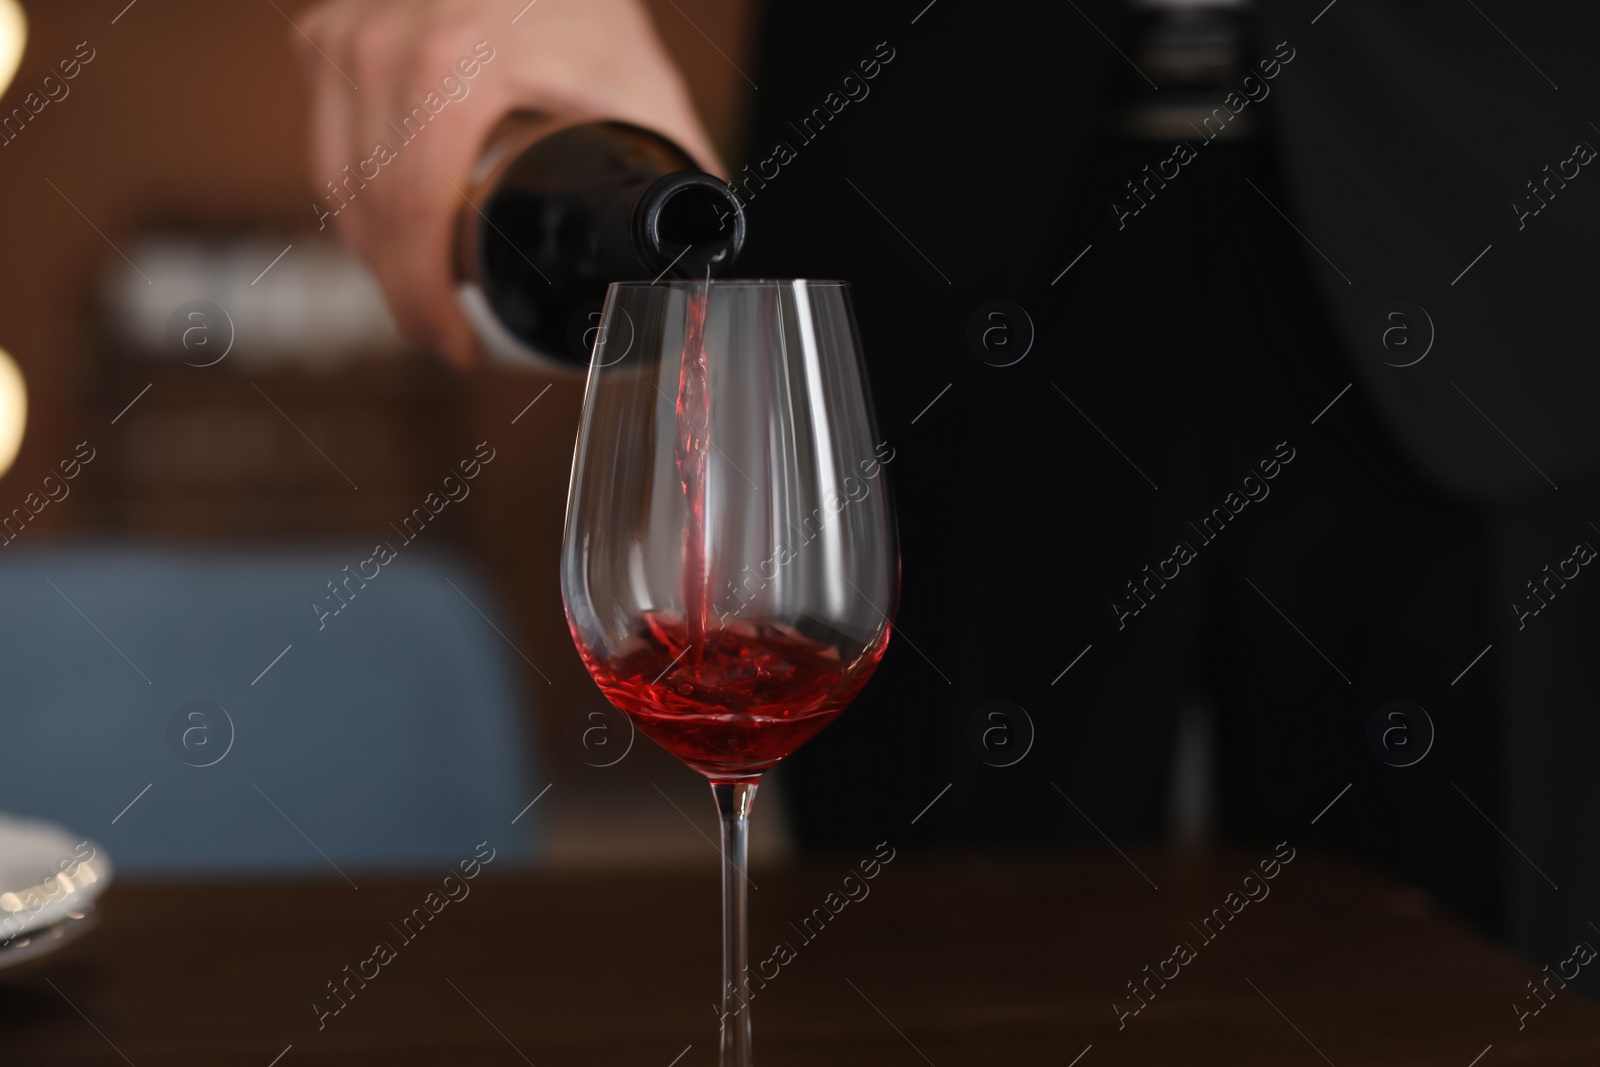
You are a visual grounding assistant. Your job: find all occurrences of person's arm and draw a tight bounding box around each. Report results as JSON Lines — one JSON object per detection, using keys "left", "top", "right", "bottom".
{"left": 293, "top": 0, "right": 722, "bottom": 367}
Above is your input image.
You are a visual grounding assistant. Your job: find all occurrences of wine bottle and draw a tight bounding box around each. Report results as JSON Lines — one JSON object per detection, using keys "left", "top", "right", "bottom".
{"left": 454, "top": 116, "right": 746, "bottom": 370}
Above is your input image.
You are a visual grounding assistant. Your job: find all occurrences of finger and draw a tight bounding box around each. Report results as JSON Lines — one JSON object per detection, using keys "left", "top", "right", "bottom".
{"left": 295, "top": 0, "right": 368, "bottom": 231}
{"left": 305, "top": 70, "right": 358, "bottom": 235}
{"left": 364, "top": 235, "right": 477, "bottom": 366}
{"left": 287, "top": 0, "right": 362, "bottom": 87}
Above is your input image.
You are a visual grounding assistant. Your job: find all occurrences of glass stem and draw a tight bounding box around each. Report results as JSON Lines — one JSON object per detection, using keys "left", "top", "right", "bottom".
{"left": 712, "top": 778, "right": 758, "bottom": 1067}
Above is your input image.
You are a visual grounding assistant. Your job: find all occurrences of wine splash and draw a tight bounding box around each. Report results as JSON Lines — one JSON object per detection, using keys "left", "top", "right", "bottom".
{"left": 579, "top": 612, "right": 889, "bottom": 777}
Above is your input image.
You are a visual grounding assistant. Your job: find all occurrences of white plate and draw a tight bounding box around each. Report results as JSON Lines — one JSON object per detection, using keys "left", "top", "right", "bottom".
{"left": 0, "top": 910, "right": 100, "bottom": 974}
{"left": 0, "top": 814, "right": 112, "bottom": 944}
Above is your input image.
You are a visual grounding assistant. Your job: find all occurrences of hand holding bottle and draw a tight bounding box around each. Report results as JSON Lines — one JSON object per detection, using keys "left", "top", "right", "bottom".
{"left": 292, "top": 0, "right": 723, "bottom": 367}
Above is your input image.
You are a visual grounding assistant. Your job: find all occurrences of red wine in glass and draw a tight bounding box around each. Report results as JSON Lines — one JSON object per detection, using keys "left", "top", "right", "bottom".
{"left": 577, "top": 610, "right": 889, "bottom": 776}
{"left": 562, "top": 279, "right": 898, "bottom": 1067}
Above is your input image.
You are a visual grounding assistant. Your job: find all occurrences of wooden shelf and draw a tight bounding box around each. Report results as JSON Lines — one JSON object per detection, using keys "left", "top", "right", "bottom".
{"left": 95, "top": 353, "right": 474, "bottom": 542}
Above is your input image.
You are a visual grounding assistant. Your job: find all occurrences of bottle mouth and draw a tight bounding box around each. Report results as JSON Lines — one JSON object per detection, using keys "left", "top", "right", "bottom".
{"left": 637, "top": 172, "right": 747, "bottom": 276}
{"left": 657, "top": 183, "right": 735, "bottom": 248}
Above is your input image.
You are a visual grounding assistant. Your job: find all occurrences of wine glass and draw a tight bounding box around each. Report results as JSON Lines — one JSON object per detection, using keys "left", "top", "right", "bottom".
{"left": 561, "top": 279, "right": 898, "bottom": 1066}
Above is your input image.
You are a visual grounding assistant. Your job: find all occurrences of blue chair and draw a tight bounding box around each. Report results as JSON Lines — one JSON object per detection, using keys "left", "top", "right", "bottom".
{"left": 0, "top": 544, "right": 541, "bottom": 877}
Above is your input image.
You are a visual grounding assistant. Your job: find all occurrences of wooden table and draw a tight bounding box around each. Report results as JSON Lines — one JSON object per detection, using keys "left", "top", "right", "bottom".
{"left": 8, "top": 849, "right": 1600, "bottom": 1065}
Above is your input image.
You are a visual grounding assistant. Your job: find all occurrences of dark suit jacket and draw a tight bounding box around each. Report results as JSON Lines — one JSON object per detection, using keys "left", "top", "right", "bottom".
{"left": 744, "top": 0, "right": 1600, "bottom": 503}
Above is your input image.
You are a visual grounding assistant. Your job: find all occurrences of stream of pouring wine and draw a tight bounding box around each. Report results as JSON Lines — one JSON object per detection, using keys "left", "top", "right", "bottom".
{"left": 674, "top": 273, "right": 713, "bottom": 674}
